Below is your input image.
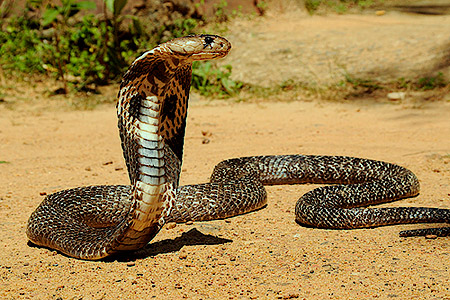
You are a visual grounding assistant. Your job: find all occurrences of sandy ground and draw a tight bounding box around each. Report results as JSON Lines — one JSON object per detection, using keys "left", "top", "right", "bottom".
{"left": 1, "top": 11, "right": 450, "bottom": 300}
{"left": 225, "top": 12, "right": 450, "bottom": 87}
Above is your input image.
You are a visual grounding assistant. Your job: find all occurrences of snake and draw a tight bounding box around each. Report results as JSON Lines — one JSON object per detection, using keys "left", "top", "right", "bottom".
{"left": 26, "top": 35, "right": 450, "bottom": 260}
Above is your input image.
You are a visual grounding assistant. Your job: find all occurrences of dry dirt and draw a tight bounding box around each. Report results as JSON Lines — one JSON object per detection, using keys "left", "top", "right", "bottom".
{"left": 1, "top": 10, "right": 450, "bottom": 300}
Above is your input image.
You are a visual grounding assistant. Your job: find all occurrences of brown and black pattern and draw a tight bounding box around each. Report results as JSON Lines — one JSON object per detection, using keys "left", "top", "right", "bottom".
{"left": 27, "top": 34, "right": 449, "bottom": 261}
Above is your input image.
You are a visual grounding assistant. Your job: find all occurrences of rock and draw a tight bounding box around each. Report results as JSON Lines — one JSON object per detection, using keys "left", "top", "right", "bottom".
{"left": 387, "top": 92, "right": 405, "bottom": 100}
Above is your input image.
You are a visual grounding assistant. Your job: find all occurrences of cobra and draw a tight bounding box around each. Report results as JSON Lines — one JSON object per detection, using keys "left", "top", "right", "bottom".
{"left": 27, "top": 35, "right": 449, "bottom": 260}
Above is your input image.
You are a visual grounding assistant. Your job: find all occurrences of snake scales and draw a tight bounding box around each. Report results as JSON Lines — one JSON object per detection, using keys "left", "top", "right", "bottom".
{"left": 27, "top": 35, "right": 449, "bottom": 260}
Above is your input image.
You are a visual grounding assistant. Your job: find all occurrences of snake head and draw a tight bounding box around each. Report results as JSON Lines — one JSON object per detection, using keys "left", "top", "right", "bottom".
{"left": 163, "top": 34, "right": 231, "bottom": 61}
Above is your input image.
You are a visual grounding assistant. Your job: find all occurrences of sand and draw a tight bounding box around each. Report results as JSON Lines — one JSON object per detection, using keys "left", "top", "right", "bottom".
{"left": 1, "top": 11, "right": 450, "bottom": 300}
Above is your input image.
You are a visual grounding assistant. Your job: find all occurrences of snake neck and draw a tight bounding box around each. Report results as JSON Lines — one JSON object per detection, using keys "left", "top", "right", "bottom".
{"left": 118, "top": 47, "right": 192, "bottom": 184}
{"left": 114, "top": 47, "right": 192, "bottom": 250}
{"left": 109, "top": 35, "right": 231, "bottom": 253}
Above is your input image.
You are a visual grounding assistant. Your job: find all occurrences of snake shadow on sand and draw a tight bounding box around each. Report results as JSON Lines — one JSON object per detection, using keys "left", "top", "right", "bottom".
{"left": 121, "top": 228, "right": 232, "bottom": 261}
{"left": 27, "top": 228, "right": 232, "bottom": 261}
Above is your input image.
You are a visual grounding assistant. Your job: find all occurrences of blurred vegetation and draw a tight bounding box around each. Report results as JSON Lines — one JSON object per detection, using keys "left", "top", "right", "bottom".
{"left": 0, "top": 0, "right": 447, "bottom": 103}
{"left": 304, "top": 0, "right": 378, "bottom": 14}
{"left": 0, "top": 0, "right": 243, "bottom": 97}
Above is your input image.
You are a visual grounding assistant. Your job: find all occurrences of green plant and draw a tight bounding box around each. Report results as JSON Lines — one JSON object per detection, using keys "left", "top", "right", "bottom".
{"left": 40, "top": 0, "right": 97, "bottom": 93}
{"left": 0, "top": 0, "right": 149, "bottom": 92}
{"left": 191, "top": 62, "right": 243, "bottom": 97}
{"left": 305, "top": 0, "right": 322, "bottom": 14}
{"left": 343, "top": 73, "right": 382, "bottom": 93}
{"left": 0, "top": 17, "right": 45, "bottom": 73}
{"left": 416, "top": 72, "right": 446, "bottom": 90}
{"left": 255, "top": 0, "right": 268, "bottom": 16}
{"left": 162, "top": 18, "right": 198, "bottom": 40}
{"left": 214, "top": 0, "right": 229, "bottom": 22}
{"left": 0, "top": 0, "right": 246, "bottom": 100}
{"left": 0, "top": 0, "right": 14, "bottom": 19}
{"left": 305, "top": 0, "right": 376, "bottom": 14}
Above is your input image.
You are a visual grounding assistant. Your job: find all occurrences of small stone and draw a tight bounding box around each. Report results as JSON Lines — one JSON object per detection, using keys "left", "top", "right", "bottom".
{"left": 425, "top": 234, "right": 437, "bottom": 239}
{"left": 387, "top": 92, "right": 405, "bottom": 101}
{"left": 186, "top": 221, "right": 193, "bottom": 225}
{"left": 375, "top": 10, "right": 385, "bottom": 16}
{"left": 179, "top": 253, "right": 187, "bottom": 260}
{"left": 201, "top": 130, "right": 212, "bottom": 137}
{"left": 39, "top": 192, "right": 47, "bottom": 196}
{"left": 229, "top": 256, "right": 236, "bottom": 261}
{"left": 103, "top": 161, "right": 113, "bottom": 165}
{"left": 224, "top": 219, "right": 231, "bottom": 223}
{"left": 85, "top": 167, "right": 91, "bottom": 171}
{"left": 126, "top": 262, "right": 135, "bottom": 267}
{"left": 114, "top": 167, "right": 123, "bottom": 171}
{"left": 202, "top": 138, "right": 210, "bottom": 144}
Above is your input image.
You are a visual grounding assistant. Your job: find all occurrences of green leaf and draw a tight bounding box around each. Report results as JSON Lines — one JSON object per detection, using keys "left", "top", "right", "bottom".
{"left": 75, "top": 1, "right": 96, "bottom": 10}
{"left": 41, "top": 8, "right": 60, "bottom": 27}
{"left": 113, "top": 0, "right": 127, "bottom": 16}
{"left": 105, "top": 0, "right": 114, "bottom": 14}
{"left": 105, "top": 0, "right": 127, "bottom": 16}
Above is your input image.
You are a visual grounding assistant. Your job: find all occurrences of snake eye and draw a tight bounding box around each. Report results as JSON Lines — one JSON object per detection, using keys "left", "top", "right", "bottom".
{"left": 204, "top": 36, "right": 214, "bottom": 45}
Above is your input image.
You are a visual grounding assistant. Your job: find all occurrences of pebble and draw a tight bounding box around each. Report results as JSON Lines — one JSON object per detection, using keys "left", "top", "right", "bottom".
{"left": 186, "top": 221, "right": 193, "bottom": 225}
{"left": 103, "top": 161, "right": 113, "bottom": 165}
{"left": 387, "top": 92, "right": 405, "bottom": 100}
{"left": 425, "top": 234, "right": 437, "bottom": 239}
{"left": 179, "top": 253, "right": 188, "bottom": 260}
{"left": 39, "top": 192, "right": 47, "bottom": 196}
{"left": 114, "top": 167, "right": 123, "bottom": 171}
{"left": 201, "top": 130, "right": 212, "bottom": 137}
{"left": 126, "top": 262, "right": 135, "bottom": 267}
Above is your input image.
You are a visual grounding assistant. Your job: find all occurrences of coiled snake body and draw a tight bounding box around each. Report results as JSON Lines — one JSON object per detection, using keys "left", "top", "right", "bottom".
{"left": 27, "top": 35, "right": 449, "bottom": 260}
